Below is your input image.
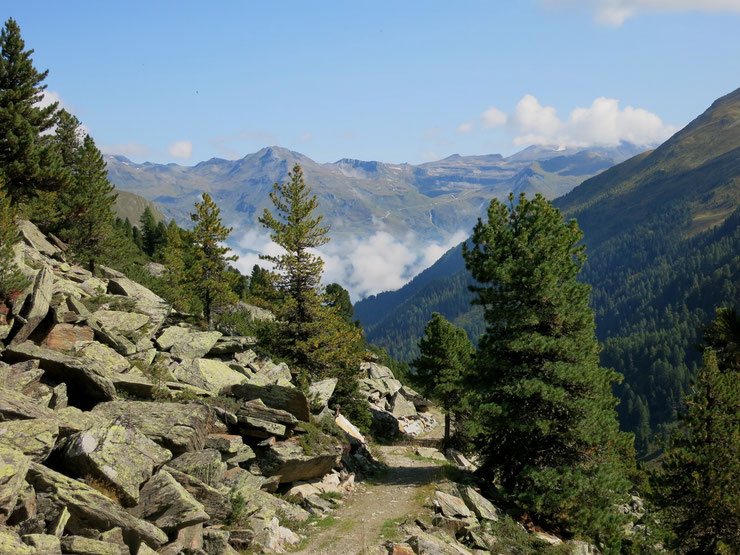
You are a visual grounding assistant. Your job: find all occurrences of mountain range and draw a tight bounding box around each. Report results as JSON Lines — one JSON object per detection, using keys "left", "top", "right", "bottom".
{"left": 354, "top": 87, "right": 740, "bottom": 451}
{"left": 105, "top": 143, "right": 646, "bottom": 247}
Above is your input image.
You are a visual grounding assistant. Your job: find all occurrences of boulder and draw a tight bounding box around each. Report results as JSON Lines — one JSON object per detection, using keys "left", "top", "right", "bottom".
{"left": 0, "top": 360, "right": 43, "bottom": 394}
{"left": 0, "top": 419, "right": 58, "bottom": 462}
{"left": 0, "top": 526, "right": 36, "bottom": 554}
{"left": 231, "top": 302, "right": 275, "bottom": 322}
{"left": 208, "top": 335, "right": 255, "bottom": 356}
{"left": 130, "top": 470, "right": 209, "bottom": 534}
{"left": 228, "top": 383, "right": 309, "bottom": 422}
{"left": 17, "top": 220, "right": 60, "bottom": 257}
{"left": 259, "top": 439, "right": 340, "bottom": 483}
{"left": 25, "top": 462, "right": 168, "bottom": 550}
{"left": 20, "top": 533, "right": 61, "bottom": 553}
{"left": 91, "top": 310, "right": 149, "bottom": 334}
{"left": 459, "top": 486, "right": 500, "bottom": 522}
{"left": 92, "top": 401, "right": 211, "bottom": 455}
{"left": 75, "top": 341, "right": 130, "bottom": 374}
{"left": 415, "top": 447, "right": 446, "bottom": 461}
{"left": 0, "top": 387, "right": 55, "bottom": 422}
{"left": 85, "top": 316, "right": 137, "bottom": 356}
{"left": 221, "top": 467, "right": 265, "bottom": 504}
{"left": 308, "top": 378, "right": 337, "bottom": 412}
{"left": 235, "top": 399, "right": 298, "bottom": 439}
{"left": 362, "top": 362, "right": 395, "bottom": 380}
{"left": 165, "top": 467, "right": 231, "bottom": 525}
{"left": 106, "top": 276, "right": 164, "bottom": 308}
{"left": 399, "top": 385, "right": 430, "bottom": 410}
{"left": 8, "top": 481, "right": 36, "bottom": 526}
{"left": 157, "top": 327, "right": 221, "bottom": 360}
{"left": 0, "top": 447, "right": 30, "bottom": 524}
{"left": 254, "top": 360, "right": 292, "bottom": 385}
{"left": 389, "top": 391, "right": 418, "bottom": 419}
{"left": 60, "top": 419, "right": 172, "bottom": 506}
{"left": 173, "top": 358, "right": 247, "bottom": 394}
{"left": 109, "top": 372, "right": 171, "bottom": 400}
{"left": 285, "top": 482, "right": 322, "bottom": 501}
{"left": 54, "top": 407, "right": 96, "bottom": 437}
{"left": 205, "top": 433, "right": 245, "bottom": 455}
{"left": 59, "top": 535, "right": 122, "bottom": 555}
{"left": 168, "top": 449, "right": 225, "bottom": 488}
{"left": 435, "top": 491, "right": 472, "bottom": 519}
{"left": 9, "top": 267, "right": 53, "bottom": 346}
{"left": 40, "top": 324, "right": 94, "bottom": 351}
{"left": 144, "top": 262, "right": 166, "bottom": 277}
{"left": 334, "top": 413, "right": 366, "bottom": 447}
{"left": 3, "top": 342, "right": 116, "bottom": 406}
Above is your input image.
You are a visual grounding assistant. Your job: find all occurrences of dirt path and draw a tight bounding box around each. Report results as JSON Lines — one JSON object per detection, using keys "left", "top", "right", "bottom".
{"left": 291, "top": 444, "right": 443, "bottom": 554}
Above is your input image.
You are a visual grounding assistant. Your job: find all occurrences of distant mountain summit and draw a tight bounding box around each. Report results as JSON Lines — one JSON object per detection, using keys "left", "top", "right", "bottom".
{"left": 104, "top": 143, "right": 644, "bottom": 245}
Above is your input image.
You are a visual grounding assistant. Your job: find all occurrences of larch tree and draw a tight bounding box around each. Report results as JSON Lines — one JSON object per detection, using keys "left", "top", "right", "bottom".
{"left": 0, "top": 18, "right": 68, "bottom": 224}
{"left": 412, "top": 312, "right": 474, "bottom": 446}
{"left": 190, "top": 192, "right": 238, "bottom": 328}
{"left": 653, "top": 307, "right": 740, "bottom": 554}
{"left": 462, "top": 192, "right": 633, "bottom": 549}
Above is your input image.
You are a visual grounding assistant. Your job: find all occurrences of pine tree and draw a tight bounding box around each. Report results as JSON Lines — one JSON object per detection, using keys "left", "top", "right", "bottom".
{"left": 140, "top": 207, "right": 163, "bottom": 257}
{"left": 653, "top": 308, "right": 740, "bottom": 553}
{"left": 412, "top": 312, "right": 474, "bottom": 446}
{"left": 58, "top": 134, "right": 117, "bottom": 273}
{"left": 159, "top": 220, "right": 192, "bottom": 312}
{"left": 326, "top": 283, "right": 354, "bottom": 324}
{"left": 0, "top": 183, "right": 28, "bottom": 300}
{"left": 462, "top": 193, "right": 633, "bottom": 547}
{"left": 0, "top": 18, "right": 68, "bottom": 216}
{"left": 259, "top": 164, "right": 369, "bottom": 429}
{"left": 190, "top": 192, "right": 238, "bottom": 328}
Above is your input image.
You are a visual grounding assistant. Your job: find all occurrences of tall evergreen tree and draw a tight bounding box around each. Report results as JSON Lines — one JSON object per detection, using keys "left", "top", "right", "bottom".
{"left": 190, "top": 192, "right": 238, "bottom": 328}
{"left": 58, "top": 134, "right": 117, "bottom": 273}
{"left": 326, "top": 283, "right": 354, "bottom": 324}
{"left": 462, "top": 193, "right": 633, "bottom": 548}
{"left": 0, "top": 182, "right": 28, "bottom": 300}
{"left": 653, "top": 308, "right": 740, "bottom": 554}
{"left": 259, "top": 165, "right": 369, "bottom": 429}
{"left": 0, "top": 18, "right": 68, "bottom": 216}
{"left": 412, "top": 312, "right": 474, "bottom": 446}
{"left": 159, "top": 220, "right": 192, "bottom": 312}
{"left": 140, "top": 206, "right": 163, "bottom": 257}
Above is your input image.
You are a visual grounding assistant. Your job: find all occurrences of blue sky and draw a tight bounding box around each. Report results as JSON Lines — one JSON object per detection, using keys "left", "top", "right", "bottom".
{"left": 5, "top": 0, "right": 740, "bottom": 165}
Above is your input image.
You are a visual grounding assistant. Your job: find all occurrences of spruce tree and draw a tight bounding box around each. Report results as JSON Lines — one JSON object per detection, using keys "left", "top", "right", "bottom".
{"left": 0, "top": 18, "right": 68, "bottom": 216}
{"left": 58, "top": 134, "right": 117, "bottom": 273}
{"left": 653, "top": 308, "right": 740, "bottom": 553}
{"left": 190, "top": 192, "right": 238, "bottom": 328}
{"left": 412, "top": 312, "right": 474, "bottom": 446}
{"left": 462, "top": 193, "right": 633, "bottom": 547}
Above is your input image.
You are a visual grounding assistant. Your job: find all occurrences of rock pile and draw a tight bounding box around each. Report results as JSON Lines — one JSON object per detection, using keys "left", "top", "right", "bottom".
{"left": 0, "top": 220, "right": 367, "bottom": 554}
{"left": 359, "top": 362, "right": 436, "bottom": 437}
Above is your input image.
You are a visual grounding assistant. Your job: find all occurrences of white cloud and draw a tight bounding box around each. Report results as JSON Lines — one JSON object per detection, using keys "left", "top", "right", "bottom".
{"left": 481, "top": 106, "right": 508, "bottom": 128}
{"left": 487, "top": 94, "right": 677, "bottom": 147}
{"left": 100, "top": 142, "right": 154, "bottom": 159}
{"left": 456, "top": 122, "right": 474, "bottom": 134}
{"left": 543, "top": 0, "right": 740, "bottom": 26}
{"left": 168, "top": 140, "right": 193, "bottom": 160}
{"left": 298, "top": 133, "right": 312, "bottom": 143}
{"left": 232, "top": 226, "right": 468, "bottom": 302}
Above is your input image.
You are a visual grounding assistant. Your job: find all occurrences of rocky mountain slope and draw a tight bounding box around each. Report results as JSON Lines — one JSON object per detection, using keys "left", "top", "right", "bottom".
{"left": 105, "top": 144, "right": 645, "bottom": 245}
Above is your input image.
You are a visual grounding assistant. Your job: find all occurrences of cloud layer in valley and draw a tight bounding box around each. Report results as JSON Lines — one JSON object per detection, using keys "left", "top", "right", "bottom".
{"left": 479, "top": 94, "right": 677, "bottom": 148}
{"left": 233, "top": 227, "right": 468, "bottom": 302}
{"left": 543, "top": 0, "right": 740, "bottom": 26}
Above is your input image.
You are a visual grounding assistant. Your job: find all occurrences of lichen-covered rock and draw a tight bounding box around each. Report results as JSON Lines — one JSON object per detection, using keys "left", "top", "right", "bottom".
{"left": 0, "top": 526, "right": 36, "bottom": 554}
{"left": 335, "top": 413, "right": 366, "bottom": 447}
{"left": 308, "top": 378, "right": 337, "bottom": 412}
{"left": 61, "top": 419, "right": 172, "bottom": 506}
{"left": 208, "top": 335, "right": 255, "bottom": 356}
{"left": 167, "top": 449, "right": 225, "bottom": 488}
{"left": 26, "top": 462, "right": 168, "bottom": 550}
{"left": 228, "top": 383, "right": 310, "bottom": 422}
{"left": 362, "top": 362, "right": 396, "bottom": 380}
{"left": 92, "top": 401, "right": 210, "bottom": 455}
{"left": 75, "top": 341, "right": 130, "bottom": 374}
{"left": 0, "top": 386, "right": 54, "bottom": 422}
{"left": 435, "top": 491, "right": 472, "bottom": 519}
{"left": 389, "top": 391, "right": 417, "bottom": 419}
{"left": 3, "top": 342, "right": 116, "bottom": 406}
{"left": 0, "top": 360, "right": 43, "bottom": 394}
{"left": 235, "top": 399, "right": 298, "bottom": 439}
{"left": 156, "top": 327, "right": 221, "bottom": 360}
{"left": 54, "top": 407, "right": 96, "bottom": 437}
{"left": 259, "top": 439, "right": 340, "bottom": 484}
{"left": 0, "top": 419, "right": 58, "bottom": 462}
{"left": 92, "top": 310, "right": 149, "bottom": 333}
{"left": 17, "top": 219, "right": 61, "bottom": 257}
{"left": 165, "top": 467, "right": 231, "bottom": 525}
{"left": 130, "top": 470, "right": 209, "bottom": 533}
{"left": 205, "top": 433, "right": 244, "bottom": 455}
{"left": 9, "top": 267, "right": 53, "bottom": 346}
{"left": 173, "top": 358, "right": 247, "bottom": 394}
{"left": 20, "top": 533, "right": 61, "bottom": 553}
{"left": 0, "top": 447, "right": 30, "bottom": 524}
{"left": 60, "top": 535, "right": 122, "bottom": 555}
{"left": 85, "top": 316, "right": 137, "bottom": 356}
{"left": 40, "top": 324, "right": 94, "bottom": 352}
{"left": 459, "top": 486, "right": 500, "bottom": 522}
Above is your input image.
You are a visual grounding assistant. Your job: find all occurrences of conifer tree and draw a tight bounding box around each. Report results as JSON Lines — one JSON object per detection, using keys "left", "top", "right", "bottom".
{"left": 412, "top": 312, "right": 474, "bottom": 446}
{"left": 58, "top": 134, "right": 117, "bottom": 273}
{"left": 259, "top": 165, "right": 369, "bottom": 429}
{"left": 463, "top": 193, "right": 633, "bottom": 547}
{"left": 653, "top": 308, "right": 740, "bottom": 553}
{"left": 190, "top": 192, "right": 238, "bottom": 328}
{"left": 0, "top": 183, "right": 28, "bottom": 299}
{"left": 0, "top": 18, "right": 68, "bottom": 218}
{"left": 140, "top": 207, "right": 163, "bottom": 257}
{"left": 326, "top": 283, "right": 354, "bottom": 324}
{"left": 159, "top": 220, "right": 192, "bottom": 312}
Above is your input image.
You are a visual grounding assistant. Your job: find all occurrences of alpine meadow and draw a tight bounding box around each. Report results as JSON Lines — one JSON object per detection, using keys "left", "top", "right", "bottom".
{"left": 1, "top": 6, "right": 738, "bottom": 555}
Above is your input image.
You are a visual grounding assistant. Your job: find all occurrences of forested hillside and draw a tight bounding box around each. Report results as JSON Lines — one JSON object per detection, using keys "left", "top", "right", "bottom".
{"left": 355, "top": 87, "right": 740, "bottom": 451}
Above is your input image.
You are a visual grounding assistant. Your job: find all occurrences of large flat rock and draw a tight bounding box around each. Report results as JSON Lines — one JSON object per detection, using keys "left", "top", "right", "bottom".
{"left": 259, "top": 439, "right": 340, "bottom": 484}
{"left": 0, "top": 419, "right": 58, "bottom": 462}
{"left": 173, "top": 358, "right": 247, "bottom": 394}
{"left": 92, "top": 401, "right": 211, "bottom": 455}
